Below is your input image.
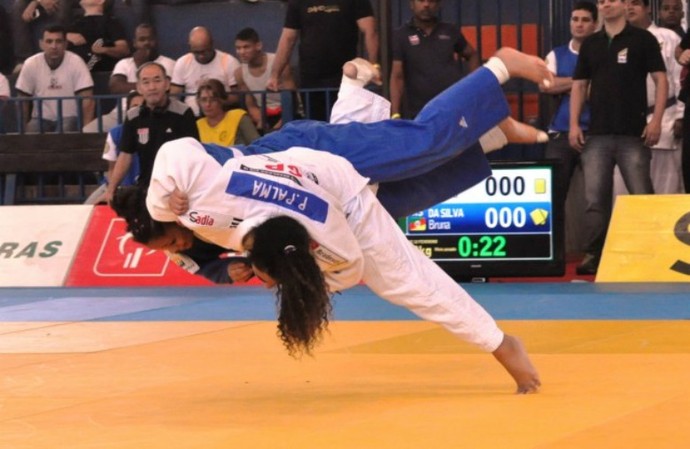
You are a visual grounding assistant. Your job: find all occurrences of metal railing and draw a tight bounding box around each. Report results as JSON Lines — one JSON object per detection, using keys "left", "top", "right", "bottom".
{"left": 0, "top": 89, "right": 305, "bottom": 205}
{"left": 0, "top": 94, "right": 123, "bottom": 134}
{"left": 0, "top": 90, "right": 317, "bottom": 135}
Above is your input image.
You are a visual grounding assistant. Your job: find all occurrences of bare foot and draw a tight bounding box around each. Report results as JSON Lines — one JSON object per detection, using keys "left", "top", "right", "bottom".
{"left": 342, "top": 57, "right": 382, "bottom": 86}
{"left": 492, "top": 334, "right": 541, "bottom": 394}
{"left": 494, "top": 47, "right": 553, "bottom": 89}
{"left": 343, "top": 61, "right": 358, "bottom": 80}
{"left": 499, "top": 117, "right": 549, "bottom": 144}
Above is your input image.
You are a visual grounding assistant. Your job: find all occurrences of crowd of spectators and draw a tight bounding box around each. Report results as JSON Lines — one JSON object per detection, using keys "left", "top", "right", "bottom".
{"left": 0, "top": 0, "right": 383, "bottom": 146}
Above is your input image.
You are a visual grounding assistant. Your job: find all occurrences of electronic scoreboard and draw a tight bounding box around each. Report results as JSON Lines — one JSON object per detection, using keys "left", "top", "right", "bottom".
{"left": 402, "top": 161, "right": 565, "bottom": 280}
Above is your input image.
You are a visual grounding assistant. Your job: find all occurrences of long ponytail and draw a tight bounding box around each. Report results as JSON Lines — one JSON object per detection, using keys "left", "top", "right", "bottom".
{"left": 247, "top": 216, "right": 332, "bottom": 356}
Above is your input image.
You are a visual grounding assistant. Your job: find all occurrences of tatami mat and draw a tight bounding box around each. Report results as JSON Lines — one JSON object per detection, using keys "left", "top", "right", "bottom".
{"left": 1, "top": 286, "right": 689, "bottom": 448}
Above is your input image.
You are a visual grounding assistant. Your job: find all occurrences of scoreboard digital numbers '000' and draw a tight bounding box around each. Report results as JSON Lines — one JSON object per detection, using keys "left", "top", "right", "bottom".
{"left": 403, "top": 162, "right": 565, "bottom": 279}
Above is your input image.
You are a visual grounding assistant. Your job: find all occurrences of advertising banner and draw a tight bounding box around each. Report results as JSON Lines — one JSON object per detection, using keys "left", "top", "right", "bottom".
{"left": 598, "top": 195, "right": 690, "bottom": 282}
{"left": 0, "top": 205, "right": 93, "bottom": 286}
{"left": 65, "top": 206, "right": 214, "bottom": 286}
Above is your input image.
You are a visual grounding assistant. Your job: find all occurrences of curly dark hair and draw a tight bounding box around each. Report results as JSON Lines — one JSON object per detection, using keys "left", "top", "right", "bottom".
{"left": 247, "top": 216, "right": 332, "bottom": 357}
{"left": 110, "top": 186, "right": 167, "bottom": 244}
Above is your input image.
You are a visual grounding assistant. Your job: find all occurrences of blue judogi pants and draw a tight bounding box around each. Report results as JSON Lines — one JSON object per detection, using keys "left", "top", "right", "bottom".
{"left": 218, "top": 68, "right": 510, "bottom": 216}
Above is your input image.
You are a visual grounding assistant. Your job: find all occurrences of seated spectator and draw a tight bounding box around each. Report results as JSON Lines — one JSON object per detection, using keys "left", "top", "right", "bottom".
{"left": 15, "top": 25, "right": 94, "bottom": 133}
{"left": 83, "top": 23, "right": 175, "bottom": 132}
{"left": 234, "top": 27, "right": 297, "bottom": 132}
{"left": 171, "top": 26, "right": 240, "bottom": 116}
{"left": 196, "top": 78, "right": 259, "bottom": 146}
{"left": 109, "top": 24, "right": 174, "bottom": 95}
{"left": 66, "top": 0, "right": 129, "bottom": 72}
{"left": 11, "top": 0, "right": 76, "bottom": 74}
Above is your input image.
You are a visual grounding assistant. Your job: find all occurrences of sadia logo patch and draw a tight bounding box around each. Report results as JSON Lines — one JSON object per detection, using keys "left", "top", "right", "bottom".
{"left": 189, "top": 211, "right": 215, "bottom": 226}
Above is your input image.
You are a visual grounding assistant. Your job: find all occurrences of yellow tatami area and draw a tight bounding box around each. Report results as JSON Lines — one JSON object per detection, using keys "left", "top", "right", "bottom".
{"left": 1, "top": 320, "right": 689, "bottom": 449}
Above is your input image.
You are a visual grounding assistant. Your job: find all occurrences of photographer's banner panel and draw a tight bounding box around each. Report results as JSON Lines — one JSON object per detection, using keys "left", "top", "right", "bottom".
{"left": 598, "top": 195, "right": 690, "bottom": 282}
{"left": 0, "top": 205, "right": 93, "bottom": 286}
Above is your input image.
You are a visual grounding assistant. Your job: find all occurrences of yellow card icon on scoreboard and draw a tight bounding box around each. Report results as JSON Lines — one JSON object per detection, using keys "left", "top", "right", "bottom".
{"left": 530, "top": 208, "right": 549, "bottom": 226}
{"left": 534, "top": 178, "right": 547, "bottom": 194}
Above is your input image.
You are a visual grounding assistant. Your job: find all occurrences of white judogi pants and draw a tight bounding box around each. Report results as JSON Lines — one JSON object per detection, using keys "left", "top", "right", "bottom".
{"left": 345, "top": 187, "right": 504, "bottom": 353}
{"left": 330, "top": 83, "right": 391, "bottom": 125}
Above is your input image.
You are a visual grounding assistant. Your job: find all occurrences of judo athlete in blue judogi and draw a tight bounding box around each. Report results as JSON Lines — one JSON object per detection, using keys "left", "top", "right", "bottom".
{"left": 208, "top": 55, "right": 546, "bottom": 217}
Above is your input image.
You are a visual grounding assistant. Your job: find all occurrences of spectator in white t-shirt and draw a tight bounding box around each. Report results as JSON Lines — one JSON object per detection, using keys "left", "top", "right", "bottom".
{"left": 15, "top": 25, "right": 94, "bottom": 133}
{"left": 83, "top": 23, "right": 175, "bottom": 132}
{"left": 171, "top": 26, "right": 241, "bottom": 116}
{"left": 0, "top": 73, "right": 9, "bottom": 99}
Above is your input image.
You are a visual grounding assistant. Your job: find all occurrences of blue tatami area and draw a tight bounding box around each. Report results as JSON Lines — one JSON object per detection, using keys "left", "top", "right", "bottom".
{"left": 1, "top": 283, "right": 689, "bottom": 322}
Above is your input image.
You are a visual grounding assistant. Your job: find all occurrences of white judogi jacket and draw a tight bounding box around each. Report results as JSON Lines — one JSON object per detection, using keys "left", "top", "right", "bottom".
{"left": 147, "top": 138, "right": 504, "bottom": 353}
{"left": 647, "top": 23, "right": 684, "bottom": 151}
{"left": 147, "top": 137, "right": 370, "bottom": 292}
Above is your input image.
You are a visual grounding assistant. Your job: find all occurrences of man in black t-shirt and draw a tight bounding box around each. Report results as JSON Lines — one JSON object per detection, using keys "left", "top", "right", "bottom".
{"left": 105, "top": 62, "right": 198, "bottom": 204}
{"left": 267, "top": 0, "right": 379, "bottom": 121}
{"left": 569, "top": 0, "right": 667, "bottom": 275}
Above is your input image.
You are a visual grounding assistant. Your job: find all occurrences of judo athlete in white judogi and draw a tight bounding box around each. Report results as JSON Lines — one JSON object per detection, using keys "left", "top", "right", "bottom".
{"left": 139, "top": 49, "right": 552, "bottom": 393}
{"left": 147, "top": 144, "right": 542, "bottom": 394}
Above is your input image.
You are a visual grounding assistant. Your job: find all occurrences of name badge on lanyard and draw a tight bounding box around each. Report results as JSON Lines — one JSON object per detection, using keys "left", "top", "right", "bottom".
{"left": 138, "top": 128, "right": 150, "bottom": 145}
{"left": 617, "top": 48, "right": 628, "bottom": 64}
